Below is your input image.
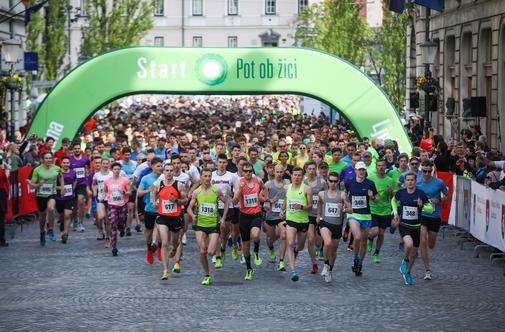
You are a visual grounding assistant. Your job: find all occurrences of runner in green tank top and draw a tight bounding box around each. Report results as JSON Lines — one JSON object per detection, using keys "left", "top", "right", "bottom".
{"left": 280, "top": 167, "right": 312, "bottom": 282}
{"left": 188, "top": 168, "right": 228, "bottom": 285}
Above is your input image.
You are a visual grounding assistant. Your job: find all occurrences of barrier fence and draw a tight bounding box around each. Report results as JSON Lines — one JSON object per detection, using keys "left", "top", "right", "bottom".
{"left": 5, "top": 166, "right": 38, "bottom": 222}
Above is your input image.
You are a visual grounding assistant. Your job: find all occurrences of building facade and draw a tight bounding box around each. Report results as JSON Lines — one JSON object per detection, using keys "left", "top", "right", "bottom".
{"left": 406, "top": 0, "right": 505, "bottom": 151}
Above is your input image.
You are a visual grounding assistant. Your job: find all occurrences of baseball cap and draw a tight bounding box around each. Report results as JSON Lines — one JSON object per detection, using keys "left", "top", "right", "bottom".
{"left": 355, "top": 161, "right": 367, "bottom": 170}
{"left": 319, "top": 162, "right": 328, "bottom": 169}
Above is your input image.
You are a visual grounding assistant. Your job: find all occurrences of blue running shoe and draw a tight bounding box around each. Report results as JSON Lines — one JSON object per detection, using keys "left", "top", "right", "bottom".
{"left": 290, "top": 271, "right": 299, "bottom": 282}
{"left": 389, "top": 226, "right": 396, "bottom": 234}
{"left": 48, "top": 231, "right": 57, "bottom": 242}
{"left": 399, "top": 242, "right": 404, "bottom": 252}
{"left": 405, "top": 273, "right": 413, "bottom": 285}
{"left": 400, "top": 259, "right": 408, "bottom": 274}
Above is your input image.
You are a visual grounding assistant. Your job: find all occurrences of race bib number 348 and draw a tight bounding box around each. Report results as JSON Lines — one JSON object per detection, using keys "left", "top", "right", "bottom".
{"left": 402, "top": 206, "right": 418, "bottom": 220}
{"left": 351, "top": 195, "right": 367, "bottom": 209}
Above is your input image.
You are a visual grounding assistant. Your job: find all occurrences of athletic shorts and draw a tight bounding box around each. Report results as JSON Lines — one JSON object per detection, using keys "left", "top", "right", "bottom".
{"left": 56, "top": 198, "right": 76, "bottom": 214}
{"left": 231, "top": 207, "right": 240, "bottom": 225}
{"left": 239, "top": 212, "right": 262, "bottom": 242}
{"left": 371, "top": 214, "right": 392, "bottom": 230}
{"left": 348, "top": 215, "right": 372, "bottom": 229}
{"left": 144, "top": 211, "right": 158, "bottom": 230}
{"left": 422, "top": 216, "right": 442, "bottom": 233}
{"left": 137, "top": 197, "right": 146, "bottom": 215}
{"left": 128, "top": 190, "right": 136, "bottom": 204}
{"left": 265, "top": 219, "right": 282, "bottom": 227}
{"left": 320, "top": 221, "right": 342, "bottom": 239}
{"left": 218, "top": 208, "right": 232, "bottom": 223}
{"left": 156, "top": 215, "right": 184, "bottom": 232}
{"left": 75, "top": 184, "right": 87, "bottom": 197}
{"left": 399, "top": 224, "right": 421, "bottom": 248}
{"left": 309, "top": 216, "right": 317, "bottom": 226}
{"left": 286, "top": 220, "right": 309, "bottom": 233}
{"left": 193, "top": 224, "right": 220, "bottom": 234}
{"left": 36, "top": 195, "right": 56, "bottom": 212}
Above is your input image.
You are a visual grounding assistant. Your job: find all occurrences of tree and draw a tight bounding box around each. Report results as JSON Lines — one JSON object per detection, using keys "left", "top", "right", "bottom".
{"left": 293, "top": 0, "right": 370, "bottom": 67}
{"left": 80, "top": 0, "right": 154, "bottom": 58}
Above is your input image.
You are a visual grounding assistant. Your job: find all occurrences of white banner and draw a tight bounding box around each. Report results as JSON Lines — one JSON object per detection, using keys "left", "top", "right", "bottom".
{"left": 448, "top": 175, "right": 457, "bottom": 226}
{"left": 470, "top": 181, "right": 505, "bottom": 252}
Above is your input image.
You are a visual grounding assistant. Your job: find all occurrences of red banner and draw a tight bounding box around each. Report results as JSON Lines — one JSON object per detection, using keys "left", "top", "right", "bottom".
{"left": 5, "top": 166, "right": 37, "bottom": 223}
{"left": 437, "top": 171, "right": 454, "bottom": 223}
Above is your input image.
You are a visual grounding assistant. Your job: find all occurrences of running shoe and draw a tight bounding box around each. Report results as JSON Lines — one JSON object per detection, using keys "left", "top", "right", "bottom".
{"left": 227, "top": 236, "right": 233, "bottom": 248}
{"left": 85, "top": 212, "right": 91, "bottom": 219}
{"left": 135, "top": 224, "right": 142, "bottom": 232}
{"left": 79, "top": 223, "right": 85, "bottom": 232}
{"left": 389, "top": 226, "right": 396, "bottom": 234}
{"left": 231, "top": 246, "right": 239, "bottom": 260}
{"left": 48, "top": 231, "right": 57, "bottom": 242}
{"left": 168, "top": 248, "right": 176, "bottom": 258}
{"left": 211, "top": 255, "right": 217, "bottom": 264}
{"left": 147, "top": 250, "right": 154, "bottom": 265}
{"left": 311, "top": 264, "right": 318, "bottom": 274}
{"left": 201, "top": 275, "right": 212, "bottom": 285}
{"left": 61, "top": 234, "right": 68, "bottom": 244}
{"left": 400, "top": 259, "right": 408, "bottom": 274}
{"left": 372, "top": 253, "right": 381, "bottom": 264}
{"left": 173, "top": 262, "right": 181, "bottom": 273}
{"left": 120, "top": 229, "right": 125, "bottom": 237}
{"left": 254, "top": 252, "right": 263, "bottom": 266}
{"left": 268, "top": 249, "right": 276, "bottom": 262}
{"left": 112, "top": 247, "right": 118, "bottom": 256}
{"left": 40, "top": 232, "right": 46, "bottom": 246}
{"left": 321, "top": 264, "right": 329, "bottom": 277}
{"left": 277, "top": 260, "right": 286, "bottom": 271}
{"left": 214, "top": 258, "right": 223, "bottom": 269}
{"left": 125, "top": 227, "right": 132, "bottom": 237}
{"left": 399, "top": 242, "right": 405, "bottom": 252}
{"left": 367, "top": 239, "right": 373, "bottom": 253}
{"left": 404, "top": 272, "right": 413, "bottom": 285}
{"left": 244, "top": 269, "right": 253, "bottom": 281}
{"left": 355, "top": 263, "right": 363, "bottom": 277}
{"left": 157, "top": 246, "right": 162, "bottom": 262}
{"left": 105, "top": 238, "right": 110, "bottom": 248}
{"left": 347, "top": 243, "right": 354, "bottom": 251}
{"left": 342, "top": 225, "right": 349, "bottom": 242}
{"left": 182, "top": 233, "right": 187, "bottom": 245}
{"left": 352, "top": 257, "right": 360, "bottom": 274}
{"left": 290, "top": 271, "right": 299, "bottom": 282}
{"left": 325, "top": 271, "right": 332, "bottom": 283}
{"left": 241, "top": 255, "right": 246, "bottom": 264}
{"left": 161, "top": 269, "right": 170, "bottom": 280}
{"left": 423, "top": 270, "right": 432, "bottom": 280}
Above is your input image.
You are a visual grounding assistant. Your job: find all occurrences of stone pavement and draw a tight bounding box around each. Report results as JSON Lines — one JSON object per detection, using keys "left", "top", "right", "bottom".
{"left": 0, "top": 220, "right": 504, "bottom": 332}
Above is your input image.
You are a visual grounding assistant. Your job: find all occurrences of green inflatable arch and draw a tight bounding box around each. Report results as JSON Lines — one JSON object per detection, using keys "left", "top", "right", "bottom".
{"left": 28, "top": 47, "right": 411, "bottom": 152}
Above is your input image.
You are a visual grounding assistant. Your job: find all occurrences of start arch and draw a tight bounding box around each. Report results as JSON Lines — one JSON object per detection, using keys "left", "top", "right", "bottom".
{"left": 28, "top": 47, "right": 411, "bottom": 152}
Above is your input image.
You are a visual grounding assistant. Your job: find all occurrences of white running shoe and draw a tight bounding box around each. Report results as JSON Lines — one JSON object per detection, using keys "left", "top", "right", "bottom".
{"left": 325, "top": 271, "right": 332, "bottom": 283}
{"left": 211, "top": 255, "right": 217, "bottom": 263}
{"left": 321, "top": 264, "right": 329, "bottom": 277}
{"left": 79, "top": 223, "right": 85, "bottom": 232}
{"left": 182, "top": 233, "right": 187, "bottom": 245}
{"left": 423, "top": 270, "right": 432, "bottom": 280}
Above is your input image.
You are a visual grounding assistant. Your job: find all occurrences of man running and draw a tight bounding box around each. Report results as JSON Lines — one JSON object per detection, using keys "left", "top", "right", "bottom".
{"left": 69, "top": 141, "right": 90, "bottom": 232}
{"left": 304, "top": 161, "right": 327, "bottom": 274}
{"left": 188, "top": 168, "right": 228, "bottom": 285}
{"left": 417, "top": 160, "right": 449, "bottom": 280}
{"left": 367, "top": 159, "right": 395, "bottom": 263}
{"left": 263, "top": 164, "right": 288, "bottom": 271}
{"left": 392, "top": 173, "right": 433, "bottom": 285}
{"left": 344, "top": 161, "right": 378, "bottom": 276}
{"left": 30, "top": 151, "right": 61, "bottom": 246}
{"left": 104, "top": 162, "right": 130, "bottom": 256}
{"left": 152, "top": 163, "right": 188, "bottom": 280}
{"left": 55, "top": 156, "right": 77, "bottom": 244}
{"left": 280, "top": 166, "right": 313, "bottom": 282}
{"left": 92, "top": 157, "right": 113, "bottom": 248}
{"left": 232, "top": 161, "right": 265, "bottom": 280}
{"left": 317, "top": 172, "right": 347, "bottom": 282}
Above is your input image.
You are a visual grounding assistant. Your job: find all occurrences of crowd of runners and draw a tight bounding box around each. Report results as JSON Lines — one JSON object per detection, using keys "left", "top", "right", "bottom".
{"left": 1, "top": 94, "right": 501, "bottom": 286}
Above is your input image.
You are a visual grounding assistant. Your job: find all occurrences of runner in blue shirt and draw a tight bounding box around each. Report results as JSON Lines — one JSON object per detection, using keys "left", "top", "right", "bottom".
{"left": 416, "top": 160, "right": 449, "bottom": 281}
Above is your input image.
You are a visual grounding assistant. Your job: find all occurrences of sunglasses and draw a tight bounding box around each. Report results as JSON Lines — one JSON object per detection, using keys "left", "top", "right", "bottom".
{"left": 422, "top": 169, "right": 432, "bottom": 173}
{"left": 300, "top": 147, "right": 306, "bottom": 150}
{"left": 328, "top": 180, "right": 339, "bottom": 183}
{"left": 243, "top": 169, "right": 253, "bottom": 173}
{"left": 410, "top": 163, "right": 419, "bottom": 166}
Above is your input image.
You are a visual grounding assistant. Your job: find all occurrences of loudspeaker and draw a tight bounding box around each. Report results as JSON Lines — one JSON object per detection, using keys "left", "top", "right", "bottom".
{"left": 446, "top": 97, "right": 455, "bottom": 115}
{"left": 471, "top": 96, "right": 487, "bottom": 117}
{"left": 462, "top": 98, "right": 472, "bottom": 117}
{"left": 410, "top": 92, "right": 419, "bottom": 109}
{"left": 426, "top": 93, "right": 438, "bottom": 112}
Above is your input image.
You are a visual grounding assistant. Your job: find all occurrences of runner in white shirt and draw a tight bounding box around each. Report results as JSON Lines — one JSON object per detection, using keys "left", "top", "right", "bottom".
{"left": 92, "top": 157, "right": 113, "bottom": 248}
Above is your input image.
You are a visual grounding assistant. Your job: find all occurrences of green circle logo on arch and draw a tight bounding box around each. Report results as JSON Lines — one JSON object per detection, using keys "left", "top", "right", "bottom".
{"left": 27, "top": 47, "right": 412, "bottom": 153}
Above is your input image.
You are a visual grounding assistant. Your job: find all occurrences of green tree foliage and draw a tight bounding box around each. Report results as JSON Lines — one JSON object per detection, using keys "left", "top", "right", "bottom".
{"left": 80, "top": 0, "right": 154, "bottom": 58}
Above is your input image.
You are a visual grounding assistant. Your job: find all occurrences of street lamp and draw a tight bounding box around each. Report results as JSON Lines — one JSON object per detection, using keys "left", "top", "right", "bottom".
{"left": 420, "top": 40, "right": 438, "bottom": 138}
{"left": 67, "top": 5, "right": 81, "bottom": 71}
{"left": 1, "top": 39, "right": 22, "bottom": 141}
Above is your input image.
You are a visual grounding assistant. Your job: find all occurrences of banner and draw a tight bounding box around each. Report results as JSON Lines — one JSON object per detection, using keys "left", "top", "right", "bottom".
{"left": 454, "top": 177, "right": 472, "bottom": 231}
{"left": 5, "top": 166, "right": 37, "bottom": 223}
{"left": 470, "top": 181, "right": 505, "bottom": 252}
{"left": 437, "top": 171, "right": 454, "bottom": 223}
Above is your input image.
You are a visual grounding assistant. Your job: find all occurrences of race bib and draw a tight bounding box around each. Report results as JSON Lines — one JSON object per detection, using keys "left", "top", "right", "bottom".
{"left": 200, "top": 203, "right": 216, "bottom": 216}
{"left": 63, "top": 184, "right": 73, "bottom": 197}
{"left": 162, "top": 200, "right": 177, "bottom": 214}
{"left": 75, "top": 167, "right": 85, "bottom": 179}
{"left": 111, "top": 191, "right": 123, "bottom": 204}
{"left": 288, "top": 199, "right": 302, "bottom": 213}
{"left": 325, "top": 203, "right": 341, "bottom": 218}
{"left": 39, "top": 183, "right": 53, "bottom": 194}
{"left": 312, "top": 195, "right": 319, "bottom": 208}
{"left": 402, "top": 206, "right": 418, "bottom": 220}
{"left": 97, "top": 182, "right": 104, "bottom": 195}
{"left": 244, "top": 193, "right": 258, "bottom": 208}
{"left": 351, "top": 195, "right": 367, "bottom": 209}
{"left": 272, "top": 199, "right": 284, "bottom": 213}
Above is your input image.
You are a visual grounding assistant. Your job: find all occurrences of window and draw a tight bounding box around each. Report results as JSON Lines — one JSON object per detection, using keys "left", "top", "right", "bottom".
{"left": 192, "top": 0, "right": 203, "bottom": 16}
{"left": 228, "top": 0, "right": 238, "bottom": 15}
{"left": 298, "top": 0, "right": 308, "bottom": 13}
{"left": 193, "top": 36, "right": 203, "bottom": 47}
{"left": 154, "top": 36, "right": 164, "bottom": 46}
{"left": 80, "top": 0, "right": 87, "bottom": 16}
{"left": 228, "top": 36, "right": 238, "bottom": 48}
{"left": 265, "top": 0, "right": 276, "bottom": 15}
{"left": 153, "top": 0, "right": 164, "bottom": 16}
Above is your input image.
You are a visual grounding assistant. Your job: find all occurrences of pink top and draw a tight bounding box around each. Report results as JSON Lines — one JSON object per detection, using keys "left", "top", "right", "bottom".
{"left": 104, "top": 176, "right": 129, "bottom": 207}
